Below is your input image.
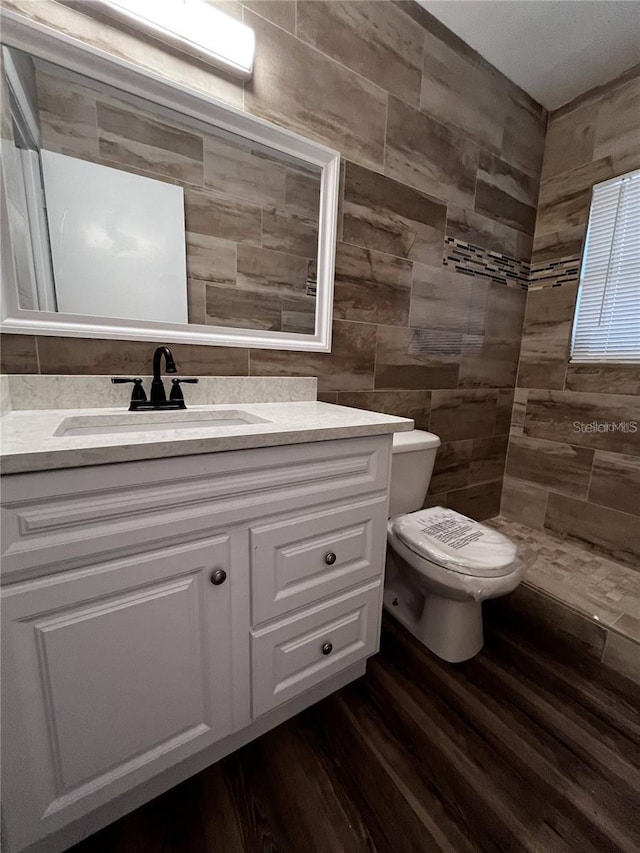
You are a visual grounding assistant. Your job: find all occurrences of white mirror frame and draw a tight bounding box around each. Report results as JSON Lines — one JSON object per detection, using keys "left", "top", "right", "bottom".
{"left": 0, "top": 10, "right": 340, "bottom": 352}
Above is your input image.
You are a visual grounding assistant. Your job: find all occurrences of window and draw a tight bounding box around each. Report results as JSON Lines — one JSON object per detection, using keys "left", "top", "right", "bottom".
{"left": 571, "top": 169, "right": 640, "bottom": 363}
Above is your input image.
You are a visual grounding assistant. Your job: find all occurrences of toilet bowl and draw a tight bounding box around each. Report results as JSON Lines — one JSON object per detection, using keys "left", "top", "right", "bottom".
{"left": 384, "top": 430, "right": 524, "bottom": 663}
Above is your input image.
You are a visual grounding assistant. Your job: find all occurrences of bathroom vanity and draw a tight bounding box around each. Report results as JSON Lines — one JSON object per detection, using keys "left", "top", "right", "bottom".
{"left": 0, "top": 8, "right": 407, "bottom": 850}
{"left": 0, "top": 391, "right": 410, "bottom": 853}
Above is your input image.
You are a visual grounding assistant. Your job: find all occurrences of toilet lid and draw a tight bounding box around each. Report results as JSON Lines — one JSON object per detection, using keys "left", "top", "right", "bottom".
{"left": 392, "top": 507, "right": 518, "bottom": 577}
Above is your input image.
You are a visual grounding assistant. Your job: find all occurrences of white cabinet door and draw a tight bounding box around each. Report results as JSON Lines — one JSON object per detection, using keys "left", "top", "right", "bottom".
{"left": 1, "top": 535, "right": 236, "bottom": 853}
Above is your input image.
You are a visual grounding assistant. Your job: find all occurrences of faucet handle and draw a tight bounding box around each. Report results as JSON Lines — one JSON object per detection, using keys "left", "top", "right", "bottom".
{"left": 111, "top": 377, "right": 147, "bottom": 401}
{"left": 169, "top": 377, "right": 198, "bottom": 403}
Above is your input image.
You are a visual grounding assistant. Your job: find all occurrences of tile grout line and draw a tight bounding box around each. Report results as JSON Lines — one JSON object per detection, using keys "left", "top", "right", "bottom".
{"left": 382, "top": 92, "right": 389, "bottom": 175}
{"left": 372, "top": 321, "right": 379, "bottom": 393}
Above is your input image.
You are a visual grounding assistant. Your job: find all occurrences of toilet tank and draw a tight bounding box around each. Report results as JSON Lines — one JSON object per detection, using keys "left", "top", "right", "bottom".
{"left": 389, "top": 430, "right": 441, "bottom": 517}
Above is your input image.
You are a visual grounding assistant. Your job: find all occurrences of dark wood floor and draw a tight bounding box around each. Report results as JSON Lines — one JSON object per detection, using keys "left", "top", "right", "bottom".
{"left": 72, "top": 616, "right": 640, "bottom": 853}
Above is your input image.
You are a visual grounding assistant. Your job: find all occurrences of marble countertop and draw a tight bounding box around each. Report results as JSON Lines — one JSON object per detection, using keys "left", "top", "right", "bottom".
{"left": 0, "top": 401, "right": 413, "bottom": 474}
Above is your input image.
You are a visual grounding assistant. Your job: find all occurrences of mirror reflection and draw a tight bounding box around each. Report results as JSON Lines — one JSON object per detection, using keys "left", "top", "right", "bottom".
{"left": 1, "top": 45, "right": 321, "bottom": 335}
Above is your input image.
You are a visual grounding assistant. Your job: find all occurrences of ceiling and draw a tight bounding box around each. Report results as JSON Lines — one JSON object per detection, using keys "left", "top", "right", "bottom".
{"left": 418, "top": 1, "right": 640, "bottom": 110}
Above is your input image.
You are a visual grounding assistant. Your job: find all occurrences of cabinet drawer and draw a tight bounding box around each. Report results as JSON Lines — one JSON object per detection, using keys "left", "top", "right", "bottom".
{"left": 1, "top": 436, "right": 391, "bottom": 582}
{"left": 250, "top": 496, "right": 387, "bottom": 625}
{"left": 251, "top": 581, "right": 381, "bottom": 717}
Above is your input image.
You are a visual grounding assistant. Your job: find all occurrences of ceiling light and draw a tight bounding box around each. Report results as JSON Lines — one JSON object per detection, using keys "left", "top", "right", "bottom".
{"left": 94, "top": 0, "right": 255, "bottom": 79}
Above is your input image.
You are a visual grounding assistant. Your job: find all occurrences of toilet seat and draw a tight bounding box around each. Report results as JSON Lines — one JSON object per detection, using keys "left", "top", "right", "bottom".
{"left": 391, "top": 507, "right": 517, "bottom": 578}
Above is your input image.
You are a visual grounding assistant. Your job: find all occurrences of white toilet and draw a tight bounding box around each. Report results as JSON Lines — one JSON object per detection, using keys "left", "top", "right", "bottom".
{"left": 384, "top": 429, "right": 524, "bottom": 663}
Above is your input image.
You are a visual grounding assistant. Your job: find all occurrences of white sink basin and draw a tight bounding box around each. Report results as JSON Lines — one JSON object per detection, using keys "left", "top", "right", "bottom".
{"left": 54, "top": 410, "right": 271, "bottom": 437}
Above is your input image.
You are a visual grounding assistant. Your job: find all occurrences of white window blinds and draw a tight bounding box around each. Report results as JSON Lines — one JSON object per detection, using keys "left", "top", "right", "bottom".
{"left": 570, "top": 169, "right": 640, "bottom": 363}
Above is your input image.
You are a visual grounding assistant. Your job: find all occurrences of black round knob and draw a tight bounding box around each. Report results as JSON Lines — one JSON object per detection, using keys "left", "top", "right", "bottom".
{"left": 210, "top": 569, "right": 227, "bottom": 586}
{"left": 324, "top": 552, "right": 337, "bottom": 565}
{"left": 322, "top": 642, "right": 333, "bottom": 656}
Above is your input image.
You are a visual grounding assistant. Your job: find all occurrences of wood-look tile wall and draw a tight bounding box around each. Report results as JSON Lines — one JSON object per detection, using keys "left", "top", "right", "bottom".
{"left": 502, "top": 68, "right": 640, "bottom": 567}
{"left": 0, "top": 0, "right": 547, "bottom": 519}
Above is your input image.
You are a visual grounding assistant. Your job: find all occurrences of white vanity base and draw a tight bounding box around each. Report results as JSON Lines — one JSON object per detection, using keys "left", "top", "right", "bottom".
{"left": 20, "top": 662, "right": 365, "bottom": 853}
{"left": 1, "top": 431, "right": 400, "bottom": 853}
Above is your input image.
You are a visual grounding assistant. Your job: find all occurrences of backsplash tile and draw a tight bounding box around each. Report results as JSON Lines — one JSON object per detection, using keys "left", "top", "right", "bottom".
{"left": 333, "top": 390, "right": 432, "bottom": 431}
{"left": 0, "top": 334, "right": 39, "bottom": 374}
{"left": 249, "top": 319, "right": 377, "bottom": 393}
{"left": 35, "top": 336, "right": 250, "bottom": 376}
{"left": 0, "top": 374, "right": 10, "bottom": 417}
{"left": 3, "top": 375, "right": 317, "bottom": 411}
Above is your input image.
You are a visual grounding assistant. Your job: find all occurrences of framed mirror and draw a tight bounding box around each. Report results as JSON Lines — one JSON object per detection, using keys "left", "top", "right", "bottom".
{"left": 0, "top": 12, "right": 340, "bottom": 352}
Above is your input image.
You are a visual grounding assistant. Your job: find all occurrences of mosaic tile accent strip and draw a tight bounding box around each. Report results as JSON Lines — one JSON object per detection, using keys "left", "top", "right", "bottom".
{"left": 529, "top": 255, "right": 582, "bottom": 290}
{"left": 443, "top": 237, "right": 530, "bottom": 289}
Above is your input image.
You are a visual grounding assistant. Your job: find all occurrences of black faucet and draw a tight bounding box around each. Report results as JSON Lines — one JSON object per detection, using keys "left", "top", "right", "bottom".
{"left": 150, "top": 345, "right": 177, "bottom": 403}
{"left": 111, "top": 345, "right": 198, "bottom": 411}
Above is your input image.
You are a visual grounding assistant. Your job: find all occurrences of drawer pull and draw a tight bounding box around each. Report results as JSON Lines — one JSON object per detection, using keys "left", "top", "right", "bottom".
{"left": 321, "top": 642, "right": 333, "bottom": 656}
{"left": 210, "top": 569, "right": 227, "bottom": 586}
{"left": 324, "top": 551, "right": 337, "bottom": 565}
